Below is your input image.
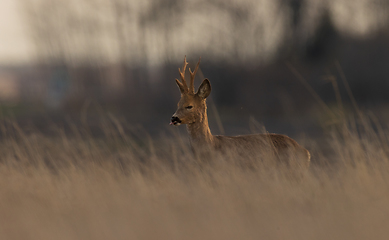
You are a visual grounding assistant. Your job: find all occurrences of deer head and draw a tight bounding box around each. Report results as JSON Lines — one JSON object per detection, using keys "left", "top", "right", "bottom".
{"left": 170, "top": 56, "right": 211, "bottom": 126}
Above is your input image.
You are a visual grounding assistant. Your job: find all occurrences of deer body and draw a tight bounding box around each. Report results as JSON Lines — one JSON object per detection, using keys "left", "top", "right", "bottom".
{"left": 171, "top": 57, "right": 310, "bottom": 168}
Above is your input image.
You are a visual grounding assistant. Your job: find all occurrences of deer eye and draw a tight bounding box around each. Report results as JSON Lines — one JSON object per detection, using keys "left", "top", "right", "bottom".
{"left": 185, "top": 106, "right": 193, "bottom": 109}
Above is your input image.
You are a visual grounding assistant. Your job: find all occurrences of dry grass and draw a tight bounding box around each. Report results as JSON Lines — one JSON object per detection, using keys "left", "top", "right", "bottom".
{"left": 0, "top": 115, "right": 388, "bottom": 240}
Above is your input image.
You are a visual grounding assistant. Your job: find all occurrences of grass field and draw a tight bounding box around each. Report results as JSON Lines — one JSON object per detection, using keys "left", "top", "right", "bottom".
{"left": 0, "top": 114, "right": 388, "bottom": 240}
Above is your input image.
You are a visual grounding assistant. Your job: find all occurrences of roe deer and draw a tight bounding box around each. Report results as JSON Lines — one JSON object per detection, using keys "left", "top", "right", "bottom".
{"left": 170, "top": 56, "right": 310, "bottom": 168}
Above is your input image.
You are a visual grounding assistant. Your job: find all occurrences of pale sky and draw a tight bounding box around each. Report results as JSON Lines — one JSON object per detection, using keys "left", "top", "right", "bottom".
{"left": 0, "top": 0, "right": 384, "bottom": 66}
{"left": 0, "top": 0, "right": 33, "bottom": 65}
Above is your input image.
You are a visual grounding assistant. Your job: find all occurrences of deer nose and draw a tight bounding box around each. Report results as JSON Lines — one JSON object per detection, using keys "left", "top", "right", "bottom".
{"left": 170, "top": 116, "right": 182, "bottom": 125}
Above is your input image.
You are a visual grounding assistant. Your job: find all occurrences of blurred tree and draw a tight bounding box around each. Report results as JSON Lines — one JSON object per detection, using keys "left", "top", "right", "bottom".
{"left": 304, "top": 9, "right": 339, "bottom": 63}
{"left": 17, "top": 0, "right": 389, "bottom": 120}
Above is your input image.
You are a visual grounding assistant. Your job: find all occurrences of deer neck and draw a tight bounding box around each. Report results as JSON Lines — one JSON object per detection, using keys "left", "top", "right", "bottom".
{"left": 186, "top": 109, "right": 214, "bottom": 147}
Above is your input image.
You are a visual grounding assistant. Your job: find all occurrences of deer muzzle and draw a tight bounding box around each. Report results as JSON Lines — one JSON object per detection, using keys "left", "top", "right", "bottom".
{"left": 170, "top": 116, "right": 182, "bottom": 126}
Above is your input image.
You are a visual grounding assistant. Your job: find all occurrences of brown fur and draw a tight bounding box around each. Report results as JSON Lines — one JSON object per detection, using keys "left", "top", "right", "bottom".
{"left": 171, "top": 57, "right": 310, "bottom": 168}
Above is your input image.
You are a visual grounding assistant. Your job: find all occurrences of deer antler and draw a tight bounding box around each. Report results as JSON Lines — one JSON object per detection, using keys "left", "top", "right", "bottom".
{"left": 189, "top": 57, "right": 201, "bottom": 93}
{"left": 176, "top": 56, "right": 189, "bottom": 93}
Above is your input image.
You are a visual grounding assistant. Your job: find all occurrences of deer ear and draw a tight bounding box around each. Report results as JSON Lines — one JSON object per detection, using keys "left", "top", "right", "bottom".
{"left": 196, "top": 79, "right": 211, "bottom": 99}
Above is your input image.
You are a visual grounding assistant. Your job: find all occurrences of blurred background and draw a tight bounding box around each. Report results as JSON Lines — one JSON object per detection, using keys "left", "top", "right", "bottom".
{"left": 2, "top": 0, "right": 389, "bottom": 138}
